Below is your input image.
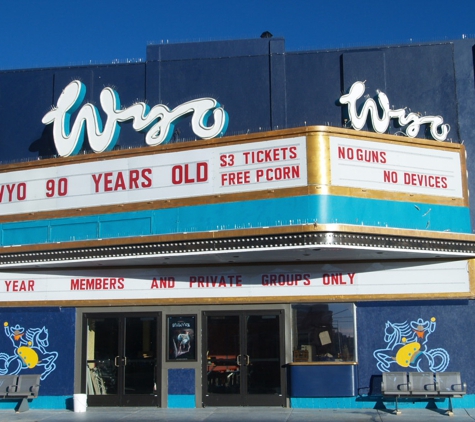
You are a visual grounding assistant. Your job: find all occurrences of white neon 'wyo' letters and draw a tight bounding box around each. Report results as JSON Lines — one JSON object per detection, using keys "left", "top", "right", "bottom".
{"left": 339, "top": 81, "right": 450, "bottom": 141}
{"left": 42, "top": 80, "right": 229, "bottom": 157}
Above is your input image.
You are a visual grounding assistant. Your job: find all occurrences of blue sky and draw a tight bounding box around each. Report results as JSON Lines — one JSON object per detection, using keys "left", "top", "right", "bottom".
{"left": 1, "top": 0, "right": 474, "bottom": 70}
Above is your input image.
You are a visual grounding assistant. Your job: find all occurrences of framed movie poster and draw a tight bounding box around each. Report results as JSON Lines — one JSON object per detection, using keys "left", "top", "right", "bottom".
{"left": 167, "top": 315, "right": 196, "bottom": 361}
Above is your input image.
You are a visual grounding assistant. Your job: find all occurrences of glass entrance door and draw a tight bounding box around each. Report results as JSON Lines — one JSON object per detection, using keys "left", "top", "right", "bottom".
{"left": 83, "top": 313, "right": 161, "bottom": 406}
{"left": 203, "top": 311, "right": 285, "bottom": 407}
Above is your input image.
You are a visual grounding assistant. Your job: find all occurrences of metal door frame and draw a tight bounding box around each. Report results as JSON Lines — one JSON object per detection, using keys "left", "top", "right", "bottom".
{"left": 202, "top": 310, "right": 286, "bottom": 407}
{"left": 81, "top": 312, "right": 162, "bottom": 407}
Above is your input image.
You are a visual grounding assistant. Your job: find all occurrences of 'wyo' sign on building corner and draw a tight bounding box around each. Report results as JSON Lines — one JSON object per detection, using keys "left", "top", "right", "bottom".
{"left": 339, "top": 81, "right": 450, "bottom": 141}
{"left": 42, "top": 80, "right": 229, "bottom": 157}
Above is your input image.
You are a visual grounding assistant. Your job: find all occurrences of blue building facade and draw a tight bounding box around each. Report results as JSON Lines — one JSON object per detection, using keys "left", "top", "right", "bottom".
{"left": 0, "top": 37, "right": 474, "bottom": 410}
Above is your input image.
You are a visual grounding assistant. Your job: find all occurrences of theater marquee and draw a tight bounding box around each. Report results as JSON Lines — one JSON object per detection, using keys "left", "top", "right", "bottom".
{"left": 0, "top": 137, "right": 307, "bottom": 216}
{"left": 330, "top": 136, "right": 463, "bottom": 198}
{"left": 0, "top": 260, "right": 469, "bottom": 304}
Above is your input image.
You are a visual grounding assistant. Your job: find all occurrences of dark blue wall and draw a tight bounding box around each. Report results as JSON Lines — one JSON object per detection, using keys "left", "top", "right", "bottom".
{"left": 0, "top": 307, "right": 75, "bottom": 396}
{"left": 357, "top": 300, "right": 475, "bottom": 394}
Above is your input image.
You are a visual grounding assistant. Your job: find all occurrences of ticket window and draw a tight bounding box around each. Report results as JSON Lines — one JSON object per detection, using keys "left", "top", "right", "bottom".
{"left": 291, "top": 303, "right": 356, "bottom": 362}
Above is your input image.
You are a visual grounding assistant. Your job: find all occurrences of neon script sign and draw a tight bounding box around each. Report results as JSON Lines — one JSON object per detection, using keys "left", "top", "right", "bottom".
{"left": 339, "top": 81, "right": 450, "bottom": 141}
{"left": 42, "top": 80, "right": 229, "bottom": 157}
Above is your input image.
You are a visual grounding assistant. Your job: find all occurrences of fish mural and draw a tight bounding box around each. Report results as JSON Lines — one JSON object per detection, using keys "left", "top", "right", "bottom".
{"left": 0, "top": 322, "right": 58, "bottom": 380}
{"left": 373, "top": 317, "right": 449, "bottom": 373}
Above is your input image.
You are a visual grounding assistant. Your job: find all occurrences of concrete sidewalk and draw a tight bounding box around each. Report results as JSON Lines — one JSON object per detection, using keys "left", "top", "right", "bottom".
{"left": 1, "top": 407, "right": 475, "bottom": 422}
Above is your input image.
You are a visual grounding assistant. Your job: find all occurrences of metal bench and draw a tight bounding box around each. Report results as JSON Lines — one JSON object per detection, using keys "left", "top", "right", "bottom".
{"left": 0, "top": 374, "right": 41, "bottom": 412}
{"left": 381, "top": 371, "right": 466, "bottom": 416}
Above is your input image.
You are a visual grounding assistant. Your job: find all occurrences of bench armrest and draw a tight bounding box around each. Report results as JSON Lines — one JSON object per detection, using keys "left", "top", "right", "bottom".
{"left": 30, "top": 384, "right": 40, "bottom": 396}
{"left": 452, "top": 382, "right": 467, "bottom": 393}
{"left": 3, "top": 384, "right": 18, "bottom": 397}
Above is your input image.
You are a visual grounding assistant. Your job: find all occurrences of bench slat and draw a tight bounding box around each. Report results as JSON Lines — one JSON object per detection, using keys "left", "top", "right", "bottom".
{"left": 0, "top": 375, "right": 18, "bottom": 397}
{"left": 408, "top": 372, "right": 436, "bottom": 395}
{"left": 436, "top": 372, "right": 467, "bottom": 396}
{"left": 7, "top": 374, "right": 40, "bottom": 398}
{"left": 381, "top": 372, "right": 411, "bottom": 396}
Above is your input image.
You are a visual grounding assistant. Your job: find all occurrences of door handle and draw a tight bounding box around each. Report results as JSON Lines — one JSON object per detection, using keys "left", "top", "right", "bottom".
{"left": 114, "top": 356, "right": 127, "bottom": 367}
{"left": 245, "top": 354, "right": 250, "bottom": 366}
{"left": 236, "top": 354, "right": 241, "bottom": 366}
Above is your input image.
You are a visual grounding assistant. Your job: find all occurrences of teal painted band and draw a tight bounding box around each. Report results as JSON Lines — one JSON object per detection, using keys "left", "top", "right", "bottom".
{"left": 168, "top": 394, "right": 195, "bottom": 408}
{"left": 291, "top": 394, "right": 475, "bottom": 409}
{"left": 0, "top": 395, "right": 71, "bottom": 410}
{"left": 1, "top": 195, "right": 470, "bottom": 247}
{"left": 2, "top": 394, "right": 473, "bottom": 410}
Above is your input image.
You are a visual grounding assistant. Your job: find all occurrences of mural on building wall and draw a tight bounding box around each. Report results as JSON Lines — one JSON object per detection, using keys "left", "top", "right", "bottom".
{"left": 373, "top": 317, "right": 449, "bottom": 373}
{"left": 0, "top": 322, "right": 58, "bottom": 380}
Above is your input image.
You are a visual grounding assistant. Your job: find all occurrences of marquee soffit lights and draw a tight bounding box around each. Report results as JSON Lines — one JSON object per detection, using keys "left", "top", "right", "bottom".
{"left": 0, "top": 233, "right": 473, "bottom": 266}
